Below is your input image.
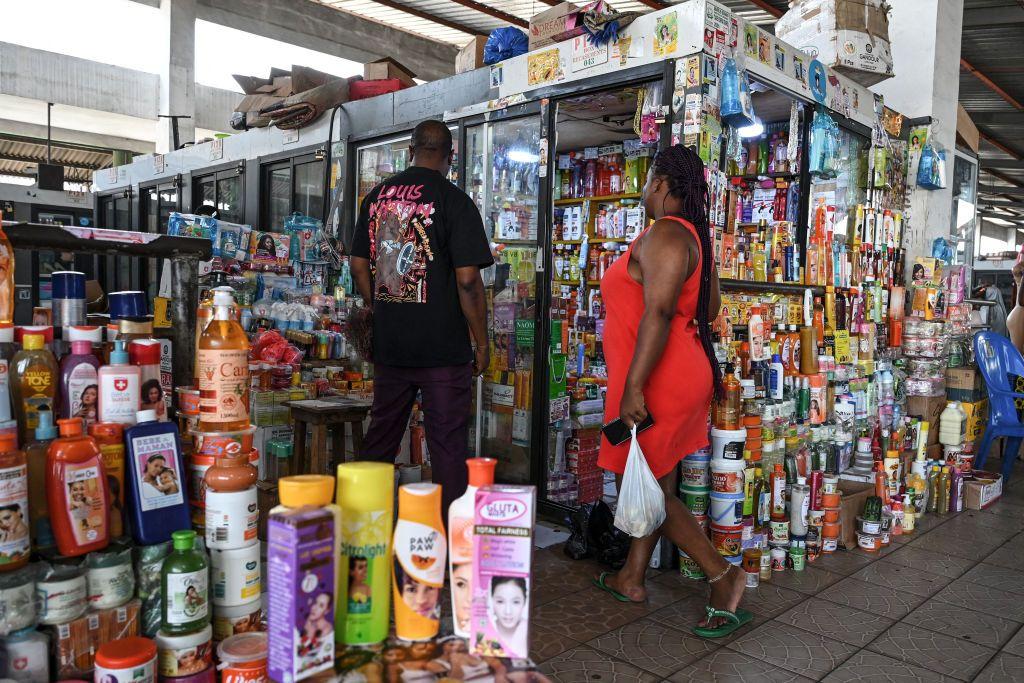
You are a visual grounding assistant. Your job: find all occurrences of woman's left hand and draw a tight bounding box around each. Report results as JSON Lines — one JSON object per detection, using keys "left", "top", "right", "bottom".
{"left": 619, "top": 385, "right": 648, "bottom": 428}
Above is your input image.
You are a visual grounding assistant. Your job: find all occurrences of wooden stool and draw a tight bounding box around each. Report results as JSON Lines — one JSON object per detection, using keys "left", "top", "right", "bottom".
{"left": 284, "top": 397, "right": 372, "bottom": 475}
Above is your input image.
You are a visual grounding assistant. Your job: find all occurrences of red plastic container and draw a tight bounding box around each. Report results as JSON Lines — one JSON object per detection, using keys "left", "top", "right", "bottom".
{"left": 46, "top": 418, "right": 110, "bottom": 556}
{"left": 349, "top": 78, "right": 408, "bottom": 101}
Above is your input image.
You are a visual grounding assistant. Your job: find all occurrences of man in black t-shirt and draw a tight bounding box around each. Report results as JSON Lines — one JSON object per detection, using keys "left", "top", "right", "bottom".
{"left": 351, "top": 120, "right": 493, "bottom": 513}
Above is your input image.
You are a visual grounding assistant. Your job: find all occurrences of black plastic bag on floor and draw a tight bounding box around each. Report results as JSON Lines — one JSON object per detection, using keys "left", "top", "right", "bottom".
{"left": 564, "top": 501, "right": 631, "bottom": 569}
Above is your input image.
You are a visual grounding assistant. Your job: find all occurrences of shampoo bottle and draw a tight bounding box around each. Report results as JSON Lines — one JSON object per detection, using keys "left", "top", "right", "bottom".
{"left": 335, "top": 462, "right": 394, "bottom": 646}
{"left": 449, "top": 458, "right": 497, "bottom": 638}
{"left": 125, "top": 409, "right": 190, "bottom": 544}
{"left": 46, "top": 417, "right": 110, "bottom": 557}
{"left": 393, "top": 482, "right": 446, "bottom": 642}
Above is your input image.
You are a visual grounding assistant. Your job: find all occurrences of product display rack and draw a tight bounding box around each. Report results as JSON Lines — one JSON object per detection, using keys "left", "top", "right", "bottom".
{"left": 1, "top": 221, "right": 211, "bottom": 386}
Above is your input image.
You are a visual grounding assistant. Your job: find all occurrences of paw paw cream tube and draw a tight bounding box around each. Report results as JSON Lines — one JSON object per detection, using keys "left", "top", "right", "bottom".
{"left": 393, "top": 482, "right": 445, "bottom": 641}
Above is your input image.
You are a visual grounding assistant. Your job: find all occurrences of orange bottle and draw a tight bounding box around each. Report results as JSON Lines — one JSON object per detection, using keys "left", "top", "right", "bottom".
{"left": 392, "top": 482, "right": 446, "bottom": 641}
{"left": 197, "top": 288, "right": 250, "bottom": 432}
{"left": 0, "top": 433, "right": 29, "bottom": 571}
{"left": 89, "top": 422, "right": 125, "bottom": 539}
{"left": 47, "top": 418, "right": 110, "bottom": 557}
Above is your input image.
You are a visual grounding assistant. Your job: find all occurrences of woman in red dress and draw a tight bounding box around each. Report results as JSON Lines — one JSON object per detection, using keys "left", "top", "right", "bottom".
{"left": 593, "top": 144, "right": 749, "bottom": 637}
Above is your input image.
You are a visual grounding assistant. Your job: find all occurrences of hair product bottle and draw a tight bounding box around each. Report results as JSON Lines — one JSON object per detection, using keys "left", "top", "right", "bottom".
{"left": 335, "top": 462, "right": 394, "bottom": 646}
{"left": 11, "top": 334, "right": 58, "bottom": 445}
{"left": 392, "top": 482, "right": 445, "bottom": 642}
{"left": 125, "top": 409, "right": 190, "bottom": 545}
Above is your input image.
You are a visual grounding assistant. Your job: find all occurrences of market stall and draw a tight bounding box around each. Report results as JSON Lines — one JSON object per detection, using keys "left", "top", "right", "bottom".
{"left": 0, "top": 0, "right": 993, "bottom": 679}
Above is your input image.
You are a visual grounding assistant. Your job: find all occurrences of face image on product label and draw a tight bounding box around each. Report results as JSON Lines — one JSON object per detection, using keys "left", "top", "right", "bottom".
{"left": 0, "top": 464, "right": 29, "bottom": 565}
{"left": 67, "top": 365, "right": 99, "bottom": 426}
{"left": 166, "top": 569, "right": 208, "bottom": 623}
{"left": 131, "top": 433, "right": 184, "bottom": 511}
{"left": 64, "top": 463, "right": 106, "bottom": 544}
{"left": 342, "top": 511, "right": 387, "bottom": 618}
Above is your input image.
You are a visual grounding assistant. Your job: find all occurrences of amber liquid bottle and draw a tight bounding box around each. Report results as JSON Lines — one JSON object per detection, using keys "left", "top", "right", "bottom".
{"left": 11, "top": 334, "right": 59, "bottom": 445}
{"left": 197, "top": 288, "right": 250, "bottom": 432}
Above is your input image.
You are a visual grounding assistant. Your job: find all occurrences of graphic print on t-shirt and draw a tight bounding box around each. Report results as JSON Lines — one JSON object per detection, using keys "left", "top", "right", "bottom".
{"left": 367, "top": 184, "right": 435, "bottom": 303}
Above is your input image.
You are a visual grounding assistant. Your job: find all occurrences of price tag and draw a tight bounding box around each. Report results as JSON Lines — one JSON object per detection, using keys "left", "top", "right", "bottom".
{"left": 598, "top": 144, "right": 623, "bottom": 156}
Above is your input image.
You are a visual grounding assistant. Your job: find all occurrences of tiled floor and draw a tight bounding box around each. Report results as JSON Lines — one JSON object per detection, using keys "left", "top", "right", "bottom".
{"left": 532, "top": 460, "right": 1024, "bottom": 682}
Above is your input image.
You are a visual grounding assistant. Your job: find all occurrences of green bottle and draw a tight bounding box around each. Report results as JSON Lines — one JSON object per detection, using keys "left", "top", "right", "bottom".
{"left": 161, "top": 530, "right": 209, "bottom": 634}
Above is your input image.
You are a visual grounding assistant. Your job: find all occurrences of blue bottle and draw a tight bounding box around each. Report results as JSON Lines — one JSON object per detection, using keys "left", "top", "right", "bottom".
{"left": 124, "top": 408, "right": 190, "bottom": 544}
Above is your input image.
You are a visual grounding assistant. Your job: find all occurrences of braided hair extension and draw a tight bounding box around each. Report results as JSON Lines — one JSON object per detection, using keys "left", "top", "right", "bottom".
{"left": 651, "top": 144, "right": 722, "bottom": 397}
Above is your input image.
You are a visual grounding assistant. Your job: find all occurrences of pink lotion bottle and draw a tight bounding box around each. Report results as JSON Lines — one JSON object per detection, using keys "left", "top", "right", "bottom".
{"left": 59, "top": 332, "right": 101, "bottom": 426}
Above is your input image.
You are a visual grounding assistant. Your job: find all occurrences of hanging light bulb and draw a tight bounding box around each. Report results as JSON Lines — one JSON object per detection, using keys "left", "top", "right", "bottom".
{"left": 738, "top": 118, "right": 764, "bottom": 139}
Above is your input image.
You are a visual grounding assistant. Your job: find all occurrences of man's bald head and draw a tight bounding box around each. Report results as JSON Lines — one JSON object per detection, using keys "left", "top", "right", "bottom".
{"left": 409, "top": 120, "right": 453, "bottom": 173}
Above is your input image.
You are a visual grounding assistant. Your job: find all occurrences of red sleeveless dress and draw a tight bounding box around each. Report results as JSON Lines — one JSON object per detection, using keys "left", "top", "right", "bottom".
{"left": 598, "top": 216, "right": 713, "bottom": 479}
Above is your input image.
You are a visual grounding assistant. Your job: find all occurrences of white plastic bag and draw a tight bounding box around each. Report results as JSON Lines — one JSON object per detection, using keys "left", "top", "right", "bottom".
{"left": 613, "top": 425, "right": 666, "bottom": 537}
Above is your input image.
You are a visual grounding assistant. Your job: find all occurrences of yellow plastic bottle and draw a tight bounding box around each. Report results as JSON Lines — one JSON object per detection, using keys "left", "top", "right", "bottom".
{"left": 197, "top": 288, "right": 250, "bottom": 432}
{"left": 392, "top": 482, "right": 446, "bottom": 642}
{"left": 11, "top": 334, "right": 58, "bottom": 445}
{"left": 335, "top": 462, "right": 393, "bottom": 645}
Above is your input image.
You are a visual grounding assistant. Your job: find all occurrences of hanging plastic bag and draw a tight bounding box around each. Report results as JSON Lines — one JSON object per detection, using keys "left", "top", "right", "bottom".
{"left": 809, "top": 109, "right": 840, "bottom": 178}
{"left": 917, "top": 142, "right": 947, "bottom": 190}
{"left": 484, "top": 27, "right": 529, "bottom": 65}
{"left": 720, "top": 59, "right": 755, "bottom": 128}
{"left": 613, "top": 426, "right": 666, "bottom": 538}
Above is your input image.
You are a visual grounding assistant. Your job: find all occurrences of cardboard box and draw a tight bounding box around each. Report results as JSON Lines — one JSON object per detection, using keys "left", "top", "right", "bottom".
{"left": 838, "top": 480, "right": 874, "bottom": 550}
{"left": 946, "top": 366, "right": 986, "bottom": 403}
{"left": 906, "top": 395, "right": 945, "bottom": 446}
{"left": 363, "top": 57, "right": 416, "bottom": 87}
{"left": 529, "top": 2, "right": 578, "bottom": 50}
{"left": 964, "top": 472, "right": 1002, "bottom": 510}
{"left": 456, "top": 36, "right": 489, "bottom": 74}
{"left": 776, "top": 0, "right": 893, "bottom": 86}
{"left": 962, "top": 399, "right": 989, "bottom": 443}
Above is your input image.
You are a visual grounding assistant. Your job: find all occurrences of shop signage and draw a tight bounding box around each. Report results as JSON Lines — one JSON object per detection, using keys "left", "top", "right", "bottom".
{"left": 282, "top": 128, "right": 300, "bottom": 144}
{"left": 153, "top": 154, "right": 165, "bottom": 174}
{"left": 571, "top": 36, "right": 608, "bottom": 72}
{"left": 209, "top": 138, "right": 224, "bottom": 161}
{"left": 515, "top": 319, "right": 535, "bottom": 347}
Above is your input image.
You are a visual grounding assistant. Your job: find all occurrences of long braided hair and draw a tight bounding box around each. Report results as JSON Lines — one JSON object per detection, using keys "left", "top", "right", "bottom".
{"left": 651, "top": 144, "right": 722, "bottom": 398}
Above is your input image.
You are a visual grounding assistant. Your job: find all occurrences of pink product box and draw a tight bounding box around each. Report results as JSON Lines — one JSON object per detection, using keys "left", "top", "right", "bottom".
{"left": 471, "top": 486, "right": 536, "bottom": 660}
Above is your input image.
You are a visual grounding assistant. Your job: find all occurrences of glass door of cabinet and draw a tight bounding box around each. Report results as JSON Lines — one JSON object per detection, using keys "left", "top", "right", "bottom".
{"left": 466, "top": 115, "right": 543, "bottom": 485}
{"left": 354, "top": 131, "right": 459, "bottom": 218}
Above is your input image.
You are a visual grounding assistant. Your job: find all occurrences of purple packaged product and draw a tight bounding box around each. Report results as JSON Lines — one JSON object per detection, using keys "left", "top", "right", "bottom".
{"left": 267, "top": 506, "right": 335, "bottom": 681}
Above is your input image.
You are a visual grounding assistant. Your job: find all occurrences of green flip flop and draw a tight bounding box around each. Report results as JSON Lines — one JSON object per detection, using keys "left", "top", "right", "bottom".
{"left": 592, "top": 572, "right": 638, "bottom": 603}
{"left": 692, "top": 605, "right": 754, "bottom": 639}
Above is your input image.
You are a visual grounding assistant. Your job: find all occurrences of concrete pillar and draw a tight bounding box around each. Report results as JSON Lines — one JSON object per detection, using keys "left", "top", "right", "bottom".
{"left": 871, "top": 0, "right": 964, "bottom": 262}
{"left": 157, "top": 0, "right": 197, "bottom": 153}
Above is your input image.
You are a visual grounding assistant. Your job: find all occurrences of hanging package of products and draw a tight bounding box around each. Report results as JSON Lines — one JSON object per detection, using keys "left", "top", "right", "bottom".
{"left": 809, "top": 109, "right": 840, "bottom": 177}
{"left": 720, "top": 58, "right": 755, "bottom": 128}
{"left": 917, "top": 141, "right": 947, "bottom": 190}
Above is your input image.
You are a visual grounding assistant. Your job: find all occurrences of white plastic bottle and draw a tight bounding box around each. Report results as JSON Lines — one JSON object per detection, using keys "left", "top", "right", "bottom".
{"left": 938, "top": 401, "right": 965, "bottom": 447}
{"left": 769, "top": 353, "right": 785, "bottom": 400}
{"left": 448, "top": 458, "right": 496, "bottom": 639}
{"left": 98, "top": 340, "right": 141, "bottom": 425}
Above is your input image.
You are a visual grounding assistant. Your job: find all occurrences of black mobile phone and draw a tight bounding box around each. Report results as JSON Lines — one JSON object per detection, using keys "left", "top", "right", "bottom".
{"left": 602, "top": 413, "right": 655, "bottom": 446}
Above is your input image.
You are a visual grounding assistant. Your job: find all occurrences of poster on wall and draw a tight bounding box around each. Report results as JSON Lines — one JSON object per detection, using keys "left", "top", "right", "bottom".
{"left": 758, "top": 33, "right": 771, "bottom": 65}
{"left": 527, "top": 49, "right": 561, "bottom": 86}
{"left": 743, "top": 25, "right": 757, "bottom": 58}
{"left": 654, "top": 12, "right": 678, "bottom": 56}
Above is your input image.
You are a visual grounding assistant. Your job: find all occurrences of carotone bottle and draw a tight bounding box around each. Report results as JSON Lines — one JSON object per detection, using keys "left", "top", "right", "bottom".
{"left": 197, "top": 288, "right": 250, "bottom": 432}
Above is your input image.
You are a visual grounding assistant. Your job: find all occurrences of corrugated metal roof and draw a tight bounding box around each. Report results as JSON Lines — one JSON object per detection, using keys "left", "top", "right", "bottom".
{"left": 0, "top": 138, "right": 110, "bottom": 184}
{"left": 313, "top": 0, "right": 779, "bottom": 48}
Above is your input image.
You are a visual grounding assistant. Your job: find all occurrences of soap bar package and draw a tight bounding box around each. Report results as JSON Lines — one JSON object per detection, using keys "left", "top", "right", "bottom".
{"left": 471, "top": 485, "right": 536, "bottom": 660}
{"left": 268, "top": 506, "right": 335, "bottom": 681}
